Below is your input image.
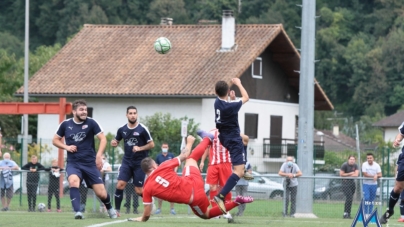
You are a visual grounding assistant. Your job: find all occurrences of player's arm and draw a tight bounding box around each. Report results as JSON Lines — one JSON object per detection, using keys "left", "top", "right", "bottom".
{"left": 178, "top": 136, "right": 196, "bottom": 162}
{"left": 199, "top": 147, "right": 209, "bottom": 171}
{"left": 95, "top": 132, "right": 107, "bottom": 170}
{"left": 134, "top": 140, "right": 155, "bottom": 152}
{"left": 231, "top": 78, "right": 249, "bottom": 104}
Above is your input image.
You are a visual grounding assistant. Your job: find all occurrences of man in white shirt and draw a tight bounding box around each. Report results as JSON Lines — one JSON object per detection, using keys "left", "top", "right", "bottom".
{"left": 362, "top": 153, "right": 382, "bottom": 217}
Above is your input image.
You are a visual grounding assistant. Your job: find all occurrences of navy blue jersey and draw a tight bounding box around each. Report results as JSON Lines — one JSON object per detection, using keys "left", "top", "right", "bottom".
{"left": 155, "top": 152, "right": 175, "bottom": 165}
{"left": 214, "top": 97, "right": 242, "bottom": 136}
{"left": 115, "top": 123, "right": 153, "bottom": 166}
{"left": 399, "top": 122, "right": 404, "bottom": 153}
{"left": 55, "top": 117, "right": 102, "bottom": 165}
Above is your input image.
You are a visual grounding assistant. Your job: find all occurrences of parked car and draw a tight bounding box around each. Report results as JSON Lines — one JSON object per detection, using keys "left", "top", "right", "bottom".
{"left": 313, "top": 173, "right": 344, "bottom": 200}
{"left": 204, "top": 171, "right": 284, "bottom": 200}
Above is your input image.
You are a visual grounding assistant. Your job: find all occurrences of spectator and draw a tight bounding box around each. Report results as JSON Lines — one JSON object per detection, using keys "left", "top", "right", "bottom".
{"left": 154, "top": 143, "right": 177, "bottom": 215}
{"left": 21, "top": 155, "right": 45, "bottom": 212}
{"left": 278, "top": 156, "right": 302, "bottom": 218}
{"left": 124, "top": 179, "right": 139, "bottom": 214}
{"left": 45, "top": 159, "right": 64, "bottom": 212}
{"left": 235, "top": 161, "right": 252, "bottom": 216}
{"left": 362, "top": 152, "right": 382, "bottom": 217}
{"left": 0, "top": 128, "right": 2, "bottom": 158}
{"left": 340, "top": 155, "right": 359, "bottom": 219}
{"left": 0, "top": 152, "right": 19, "bottom": 211}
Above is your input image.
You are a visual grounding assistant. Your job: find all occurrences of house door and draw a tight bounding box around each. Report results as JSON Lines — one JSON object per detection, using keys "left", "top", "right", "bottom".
{"left": 270, "top": 116, "right": 283, "bottom": 158}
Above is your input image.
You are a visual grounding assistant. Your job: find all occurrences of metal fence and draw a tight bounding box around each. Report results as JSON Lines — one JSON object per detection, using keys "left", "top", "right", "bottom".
{"left": 0, "top": 170, "right": 397, "bottom": 218}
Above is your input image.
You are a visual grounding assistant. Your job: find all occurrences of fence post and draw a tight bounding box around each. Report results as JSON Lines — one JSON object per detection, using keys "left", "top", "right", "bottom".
{"left": 19, "top": 138, "right": 23, "bottom": 206}
{"left": 387, "top": 147, "right": 390, "bottom": 177}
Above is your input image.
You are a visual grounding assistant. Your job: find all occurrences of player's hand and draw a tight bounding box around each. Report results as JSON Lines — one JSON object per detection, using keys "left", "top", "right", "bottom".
{"left": 133, "top": 146, "right": 141, "bottom": 152}
{"left": 110, "top": 139, "right": 118, "bottom": 147}
{"left": 96, "top": 155, "right": 102, "bottom": 170}
{"left": 128, "top": 217, "right": 143, "bottom": 222}
{"left": 65, "top": 145, "right": 77, "bottom": 153}
{"left": 187, "top": 135, "right": 195, "bottom": 145}
{"left": 373, "top": 175, "right": 378, "bottom": 181}
{"left": 393, "top": 139, "right": 401, "bottom": 148}
{"left": 231, "top": 78, "right": 241, "bottom": 86}
{"left": 199, "top": 162, "right": 204, "bottom": 171}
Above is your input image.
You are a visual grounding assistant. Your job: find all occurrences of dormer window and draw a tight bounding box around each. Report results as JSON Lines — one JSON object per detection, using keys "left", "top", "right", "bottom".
{"left": 251, "top": 57, "right": 262, "bottom": 79}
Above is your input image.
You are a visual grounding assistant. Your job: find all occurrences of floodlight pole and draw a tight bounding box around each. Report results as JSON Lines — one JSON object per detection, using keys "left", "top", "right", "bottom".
{"left": 296, "top": 0, "right": 316, "bottom": 217}
{"left": 23, "top": 0, "right": 30, "bottom": 165}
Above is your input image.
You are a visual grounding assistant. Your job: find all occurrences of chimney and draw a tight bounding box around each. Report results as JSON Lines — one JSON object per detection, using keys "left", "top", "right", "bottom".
{"left": 333, "top": 125, "right": 339, "bottom": 137}
{"left": 160, "top": 17, "right": 173, "bottom": 25}
{"left": 221, "top": 10, "right": 235, "bottom": 50}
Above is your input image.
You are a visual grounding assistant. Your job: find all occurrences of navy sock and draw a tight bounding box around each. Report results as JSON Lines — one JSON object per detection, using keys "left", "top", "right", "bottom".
{"left": 218, "top": 173, "right": 240, "bottom": 199}
{"left": 114, "top": 189, "right": 124, "bottom": 210}
{"left": 101, "top": 193, "right": 112, "bottom": 210}
{"left": 70, "top": 187, "right": 81, "bottom": 212}
{"left": 389, "top": 190, "right": 400, "bottom": 212}
{"left": 400, "top": 200, "right": 404, "bottom": 217}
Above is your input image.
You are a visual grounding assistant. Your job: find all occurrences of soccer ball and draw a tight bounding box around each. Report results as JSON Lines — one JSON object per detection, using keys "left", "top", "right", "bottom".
{"left": 38, "top": 203, "right": 46, "bottom": 212}
{"left": 154, "top": 37, "right": 171, "bottom": 54}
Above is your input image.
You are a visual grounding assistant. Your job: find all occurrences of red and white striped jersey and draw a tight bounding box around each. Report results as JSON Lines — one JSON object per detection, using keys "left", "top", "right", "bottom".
{"left": 208, "top": 129, "right": 231, "bottom": 165}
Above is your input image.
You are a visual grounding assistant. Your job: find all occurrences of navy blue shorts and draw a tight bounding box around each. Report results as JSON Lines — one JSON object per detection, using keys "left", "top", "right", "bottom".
{"left": 66, "top": 162, "right": 103, "bottom": 187}
{"left": 397, "top": 154, "right": 404, "bottom": 182}
{"left": 118, "top": 163, "right": 145, "bottom": 188}
{"left": 218, "top": 134, "right": 246, "bottom": 166}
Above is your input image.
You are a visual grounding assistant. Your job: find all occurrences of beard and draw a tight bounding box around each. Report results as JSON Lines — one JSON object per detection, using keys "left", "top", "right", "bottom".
{"left": 128, "top": 119, "right": 137, "bottom": 124}
{"left": 75, "top": 113, "right": 87, "bottom": 122}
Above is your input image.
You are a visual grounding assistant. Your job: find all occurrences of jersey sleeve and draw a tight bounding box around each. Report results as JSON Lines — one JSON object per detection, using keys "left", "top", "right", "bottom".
{"left": 92, "top": 119, "right": 103, "bottom": 135}
{"left": 55, "top": 121, "right": 66, "bottom": 138}
{"left": 115, "top": 127, "right": 123, "bottom": 141}
{"left": 230, "top": 99, "right": 243, "bottom": 112}
{"left": 142, "top": 125, "right": 153, "bottom": 142}
{"left": 399, "top": 122, "right": 404, "bottom": 135}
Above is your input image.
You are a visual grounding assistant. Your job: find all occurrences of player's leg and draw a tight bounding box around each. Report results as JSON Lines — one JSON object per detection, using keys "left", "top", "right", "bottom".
{"left": 114, "top": 164, "right": 131, "bottom": 214}
{"left": 133, "top": 167, "right": 145, "bottom": 214}
{"left": 206, "top": 165, "right": 219, "bottom": 207}
{"left": 381, "top": 163, "right": 404, "bottom": 224}
{"left": 399, "top": 190, "right": 404, "bottom": 222}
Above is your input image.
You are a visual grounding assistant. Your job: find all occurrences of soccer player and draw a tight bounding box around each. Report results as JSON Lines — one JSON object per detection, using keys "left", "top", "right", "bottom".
{"left": 213, "top": 78, "right": 253, "bottom": 214}
{"left": 199, "top": 129, "right": 250, "bottom": 220}
{"left": 111, "top": 106, "right": 154, "bottom": 216}
{"left": 128, "top": 135, "right": 253, "bottom": 222}
{"left": 380, "top": 122, "right": 404, "bottom": 224}
{"left": 52, "top": 99, "right": 117, "bottom": 219}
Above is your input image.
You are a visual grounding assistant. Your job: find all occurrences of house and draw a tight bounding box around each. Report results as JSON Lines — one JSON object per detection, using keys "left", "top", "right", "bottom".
{"left": 16, "top": 11, "right": 333, "bottom": 172}
{"left": 373, "top": 111, "right": 404, "bottom": 143}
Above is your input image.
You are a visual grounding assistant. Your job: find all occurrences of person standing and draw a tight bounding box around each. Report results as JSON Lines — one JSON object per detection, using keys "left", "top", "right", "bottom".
{"left": 45, "top": 159, "right": 64, "bottom": 212}
{"left": 278, "top": 156, "right": 302, "bottom": 217}
{"left": 340, "top": 155, "right": 359, "bottom": 219}
{"left": 0, "top": 152, "right": 19, "bottom": 211}
{"left": 52, "top": 99, "right": 117, "bottom": 219}
{"left": 21, "top": 155, "right": 45, "bottom": 212}
{"left": 154, "top": 143, "right": 176, "bottom": 215}
{"left": 213, "top": 78, "right": 253, "bottom": 214}
{"left": 128, "top": 135, "right": 253, "bottom": 222}
{"left": 362, "top": 153, "right": 382, "bottom": 217}
{"left": 235, "top": 160, "right": 252, "bottom": 216}
{"left": 111, "top": 106, "right": 154, "bottom": 216}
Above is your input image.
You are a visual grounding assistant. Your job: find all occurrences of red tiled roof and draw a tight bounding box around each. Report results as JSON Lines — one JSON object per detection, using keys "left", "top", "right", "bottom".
{"left": 373, "top": 111, "right": 404, "bottom": 127}
{"left": 16, "top": 24, "right": 333, "bottom": 110}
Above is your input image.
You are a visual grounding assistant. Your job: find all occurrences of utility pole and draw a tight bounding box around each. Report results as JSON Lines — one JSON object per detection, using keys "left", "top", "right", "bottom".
{"left": 296, "top": 0, "right": 316, "bottom": 217}
{"left": 22, "top": 0, "right": 30, "bottom": 165}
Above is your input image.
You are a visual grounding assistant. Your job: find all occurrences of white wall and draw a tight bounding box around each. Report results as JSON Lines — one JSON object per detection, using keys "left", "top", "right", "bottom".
{"left": 384, "top": 127, "right": 398, "bottom": 143}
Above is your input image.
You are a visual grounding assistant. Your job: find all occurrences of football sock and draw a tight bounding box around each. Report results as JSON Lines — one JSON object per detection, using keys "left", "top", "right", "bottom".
{"left": 208, "top": 201, "right": 238, "bottom": 218}
{"left": 209, "top": 190, "right": 217, "bottom": 207}
{"left": 218, "top": 174, "right": 240, "bottom": 199}
{"left": 388, "top": 190, "right": 400, "bottom": 212}
{"left": 188, "top": 137, "right": 211, "bottom": 161}
{"left": 400, "top": 200, "right": 404, "bottom": 217}
{"left": 101, "top": 193, "right": 112, "bottom": 210}
{"left": 114, "top": 189, "right": 124, "bottom": 210}
{"left": 70, "top": 187, "right": 81, "bottom": 212}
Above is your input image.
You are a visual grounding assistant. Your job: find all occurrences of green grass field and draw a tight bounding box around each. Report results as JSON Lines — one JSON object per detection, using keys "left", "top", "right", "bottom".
{"left": 4, "top": 196, "right": 400, "bottom": 226}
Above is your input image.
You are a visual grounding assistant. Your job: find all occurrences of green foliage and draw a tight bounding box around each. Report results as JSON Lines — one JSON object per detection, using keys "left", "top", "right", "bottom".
{"left": 27, "top": 142, "right": 51, "bottom": 163}
{"left": 140, "top": 112, "right": 200, "bottom": 159}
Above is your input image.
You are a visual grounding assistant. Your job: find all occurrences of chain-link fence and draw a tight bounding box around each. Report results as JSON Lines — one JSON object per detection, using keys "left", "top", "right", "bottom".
{"left": 0, "top": 169, "right": 397, "bottom": 218}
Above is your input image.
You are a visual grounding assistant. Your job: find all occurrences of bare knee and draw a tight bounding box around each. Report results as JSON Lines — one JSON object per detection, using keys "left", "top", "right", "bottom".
{"left": 116, "top": 181, "right": 127, "bottom": 190}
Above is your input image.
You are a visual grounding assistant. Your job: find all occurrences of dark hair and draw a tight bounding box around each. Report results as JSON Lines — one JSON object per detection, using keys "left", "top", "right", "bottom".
{"left": 366, "top": 152, "right": 374, "bottom": 157}
{"left": 72, "top": 99, "right": 87, "bottom": 110}
{"left": 126, "top": 106, "right": 137, "bottom": 114}
{"left": 215, "top": 81, "right": 229, "bottom": 97}
{"left": 348, "top": 155, "right": 355, "bottom": 160}
{"left": 141, "top": 157, "right": 154, "bottom": 173}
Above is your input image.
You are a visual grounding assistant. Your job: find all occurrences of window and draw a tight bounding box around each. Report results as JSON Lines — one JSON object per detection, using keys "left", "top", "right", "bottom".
{"left": 66, "top": 107, "right": 93, "bottom": 119}
{"left": 251, "top": 57, "right": 262, "bottom": 79}
{"left": 244, "top": 113, "right": 258, "bottom": 139}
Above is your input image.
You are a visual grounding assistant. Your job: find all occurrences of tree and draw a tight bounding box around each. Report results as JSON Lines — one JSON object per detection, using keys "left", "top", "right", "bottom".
{"left": 147, "top": 0, "right": 189, "bottom": 24}
{"left": 140, "top": 112, "right": 200, "bottom": 159}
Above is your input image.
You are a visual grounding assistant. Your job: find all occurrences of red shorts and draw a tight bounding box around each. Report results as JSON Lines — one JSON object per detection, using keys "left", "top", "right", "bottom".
{"left": 206, "top": 162, "right": 232, "bottom": 186}
{"left": 183, "top": 166, "right": 210, "bottom": 218}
